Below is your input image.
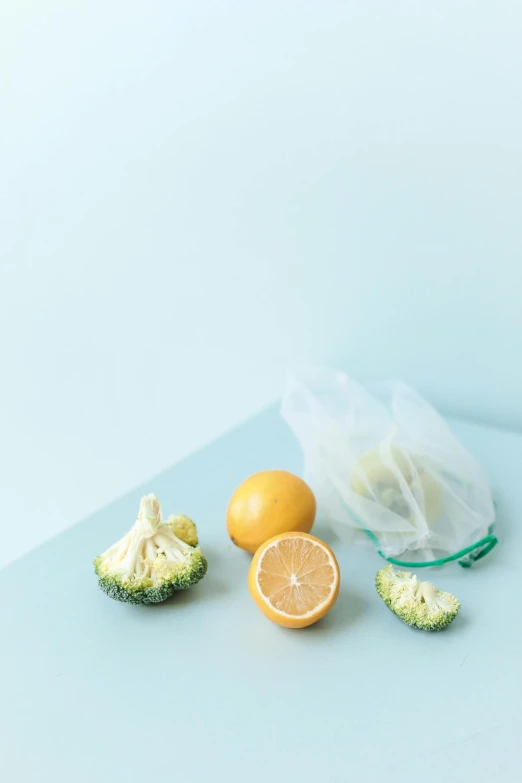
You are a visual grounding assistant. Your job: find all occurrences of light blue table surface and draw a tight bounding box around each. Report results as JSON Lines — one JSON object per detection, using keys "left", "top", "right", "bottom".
{"left": 1, "top": 407, "right": 520, "bottom": 782}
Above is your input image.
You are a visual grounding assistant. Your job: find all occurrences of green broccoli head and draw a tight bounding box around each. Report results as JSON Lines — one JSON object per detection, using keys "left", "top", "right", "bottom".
{"left": 94, "top": 494, "right": 207, "bottom": 604}
{"left": 376, "top": 565, "right": 460, "bottom": 631}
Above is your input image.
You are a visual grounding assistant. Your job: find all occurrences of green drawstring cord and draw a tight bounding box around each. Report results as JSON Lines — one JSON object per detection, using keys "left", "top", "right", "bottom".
{"left": 363, "top": 526, "right": 498, "bottom": 569}
{"left": 345, "top": 503, "right": 498, "bottom": 568}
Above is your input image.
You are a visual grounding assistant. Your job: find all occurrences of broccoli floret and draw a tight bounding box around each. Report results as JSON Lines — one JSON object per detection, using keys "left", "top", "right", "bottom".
{"left": 376, "top": 565, "right": 460, "bottom": 631}
{"left": 94, "top": 494, "right": 207, "bottom": 604}
{"left": 166, "top": 514, "right": 198, "bottom": 546}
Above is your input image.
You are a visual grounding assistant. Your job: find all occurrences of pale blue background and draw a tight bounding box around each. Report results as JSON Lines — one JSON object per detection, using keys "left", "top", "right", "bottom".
{"left": 1, "top": 0, "right": 521, "bottom": 565}
{"left": 1, "top": 408, "right": 521, "bottom": 781}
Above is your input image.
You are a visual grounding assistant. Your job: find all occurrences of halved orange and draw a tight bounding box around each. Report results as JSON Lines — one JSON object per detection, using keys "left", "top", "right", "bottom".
{"left": 248, "top": 532, "right": 340, "bottom": 628}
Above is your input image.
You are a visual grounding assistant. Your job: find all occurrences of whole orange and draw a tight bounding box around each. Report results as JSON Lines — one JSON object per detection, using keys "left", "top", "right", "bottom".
{"left": 226, "top": 470, "right": 316, "bottom": 554}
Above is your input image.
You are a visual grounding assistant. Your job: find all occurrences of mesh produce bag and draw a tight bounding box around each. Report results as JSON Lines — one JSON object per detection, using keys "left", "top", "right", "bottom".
{"left": 281, "top": 368, "right": 497, "bottom": 567}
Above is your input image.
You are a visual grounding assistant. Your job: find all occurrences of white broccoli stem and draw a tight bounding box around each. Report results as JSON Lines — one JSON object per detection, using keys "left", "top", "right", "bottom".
{"left": 416, "top": 580, "right": 455, "bottom": 612}
{"left": 389, "top": 569, "right": 439, "bottom": 612}
{"left": 416, "top": 581, "right": 438, "bottom": 612}
{"left": 137, "top": 494, "right": 161, "bottom": 536}
{"left": 99, "top": 494, "right": 197, "bottom": 583}
{"left": 145, "top": 538, "right": 157, "bottom": 563}
{"left": 156, "top": 524, "right": 192, "bottom": 550}
{"left": 118, "top": 530, "right": 146, "bottom": 580}
{"left": 110, "top": 496, "right": 162, "bottom": 579}
{"left": 388, "top": 569, "right": 416, "bottom": 586}
{"left": 154, "top": 531, "right": 188, "bottom": 562}
{"left": 100, "top": 533, "right": 132, "bottom": 561}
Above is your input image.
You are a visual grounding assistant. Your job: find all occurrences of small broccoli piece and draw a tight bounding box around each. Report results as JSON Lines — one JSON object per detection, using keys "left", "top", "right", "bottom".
{"left": 166, "top": 514, "right": 198, "bottom": 547}
{"left": 94, "top": 494, "right": 207, "bottom": 604}
{"left": 376, "top": 565, "right": 460, "bottom": 631}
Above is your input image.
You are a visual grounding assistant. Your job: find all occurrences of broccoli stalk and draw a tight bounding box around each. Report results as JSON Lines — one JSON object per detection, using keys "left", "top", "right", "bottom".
{"left": 376, "top": 565, "right": 460, "bottom": 631}
{"left": 94, "top": 494, "right": 207, "bottom": 604}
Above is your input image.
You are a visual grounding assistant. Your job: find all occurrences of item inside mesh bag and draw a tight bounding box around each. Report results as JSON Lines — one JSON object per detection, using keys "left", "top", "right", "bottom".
{"left": 281, "top": 368, "right": 497, "bottom": 567}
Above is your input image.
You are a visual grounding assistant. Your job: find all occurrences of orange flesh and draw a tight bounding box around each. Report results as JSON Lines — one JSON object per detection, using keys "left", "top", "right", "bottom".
{"left": 257, "top": 537, "right": 336, "bottom": 616}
